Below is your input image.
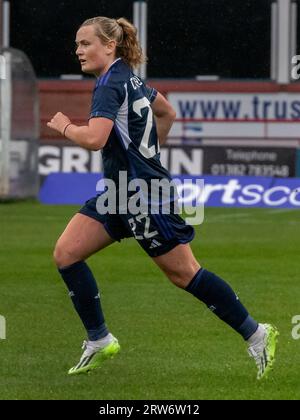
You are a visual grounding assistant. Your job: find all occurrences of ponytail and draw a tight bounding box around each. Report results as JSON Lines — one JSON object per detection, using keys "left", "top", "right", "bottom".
{"left": 115, "top": 18, "right": 146, "bottom": 69}
{"left": 80, "top": 16, "right": 146, "bottom": 69}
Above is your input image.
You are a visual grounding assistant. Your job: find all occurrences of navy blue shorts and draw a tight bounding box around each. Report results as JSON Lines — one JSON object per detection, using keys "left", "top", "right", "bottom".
{"left": 79, "top": 196, "right": 195, "bottom": 257}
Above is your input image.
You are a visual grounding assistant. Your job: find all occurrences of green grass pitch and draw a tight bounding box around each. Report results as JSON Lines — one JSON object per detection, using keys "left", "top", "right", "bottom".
{"left": 0, "top": 202, "right": 299, "bottom": 400}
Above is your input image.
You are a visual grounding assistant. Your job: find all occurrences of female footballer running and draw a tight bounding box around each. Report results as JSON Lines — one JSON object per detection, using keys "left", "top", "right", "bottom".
{"left": 47, "top": 16, "right": 278, "bottom": 379}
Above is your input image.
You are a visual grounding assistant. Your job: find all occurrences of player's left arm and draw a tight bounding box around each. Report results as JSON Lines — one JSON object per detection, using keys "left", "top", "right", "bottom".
{"left": 47, "top": 112, "right": 113, "bottom": 151}
{"left": 151, "top": 92, "right": 176, "bottom": 145}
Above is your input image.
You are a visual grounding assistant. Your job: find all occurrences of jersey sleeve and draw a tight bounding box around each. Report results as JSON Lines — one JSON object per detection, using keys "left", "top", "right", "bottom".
{"left": 145, "top": 85, "right": 158, "bottom": 104}
{"left": 90, "top": 80, "right": 125, "bottom": 122}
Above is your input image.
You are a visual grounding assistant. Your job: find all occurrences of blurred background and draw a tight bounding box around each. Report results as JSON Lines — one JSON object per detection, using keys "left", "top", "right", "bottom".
{"left": 10, "top": 0, "right": 274, "bottom": 79}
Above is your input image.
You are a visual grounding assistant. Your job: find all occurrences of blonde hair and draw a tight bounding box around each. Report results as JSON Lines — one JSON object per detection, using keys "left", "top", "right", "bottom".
{"left": 80, "top": 16, "right": 146, "bottom": 69}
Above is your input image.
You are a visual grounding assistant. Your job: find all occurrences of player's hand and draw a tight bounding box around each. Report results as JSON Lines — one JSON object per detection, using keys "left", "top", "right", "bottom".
{"left": 47, "top": 112, "right": 71, "bottom": 135}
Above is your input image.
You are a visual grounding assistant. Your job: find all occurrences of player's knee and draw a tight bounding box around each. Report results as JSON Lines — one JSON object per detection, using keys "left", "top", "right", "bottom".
{"left": 162, "top": 269, "right": 189, "bottom": 289}
{"left": 53, "top": 242, "right": 64, "bottom": 268}
{"left": 169, "top": 275, "right": 187, "bottom": 289}
{"left": 53, "top": 241, "right": 76, "bottom": 268}
{"left": 166, "top": 263, "right": 201, "bottom": 289}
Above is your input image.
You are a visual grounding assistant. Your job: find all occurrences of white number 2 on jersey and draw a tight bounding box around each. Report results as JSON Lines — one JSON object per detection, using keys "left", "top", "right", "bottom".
{"left": 133, "top": 97, "right": 159, "bottom": 159}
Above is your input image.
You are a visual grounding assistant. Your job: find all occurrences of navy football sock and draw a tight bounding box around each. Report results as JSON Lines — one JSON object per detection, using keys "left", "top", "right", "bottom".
{"left": 59, "top": 261, "right": 109, "bottom": 341}
{"left": 186, "top": 268, "right": 258, "bottom": 340}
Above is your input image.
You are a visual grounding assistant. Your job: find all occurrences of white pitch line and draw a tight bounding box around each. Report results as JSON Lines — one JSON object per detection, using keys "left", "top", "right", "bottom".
{"left": 265, "top": 209, "right": 300, "bottom": 215}
{"left": 205, "top": 212, "right": 254, "bottom": 222}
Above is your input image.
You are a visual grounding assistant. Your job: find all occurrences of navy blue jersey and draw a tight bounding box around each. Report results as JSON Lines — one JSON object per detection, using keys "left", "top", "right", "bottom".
{"left": 90, "top": 58, "right": 172, "bottom": 187}
{"left": 82, "top": 59, "right": 194, "bottom": 252}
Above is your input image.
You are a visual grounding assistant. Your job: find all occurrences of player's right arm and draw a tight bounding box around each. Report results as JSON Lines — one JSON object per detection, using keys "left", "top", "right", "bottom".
{"left": 63, "top": 117, "right": 113, "bottom": 151}
{"left": 47, "top": 73, "right": 125, "bottom": 150}
{"left": 47, "top": 112, "right": 113, "bottom": 151}
{"left": 151, "top": 92, "right": 176, "bottom": 145}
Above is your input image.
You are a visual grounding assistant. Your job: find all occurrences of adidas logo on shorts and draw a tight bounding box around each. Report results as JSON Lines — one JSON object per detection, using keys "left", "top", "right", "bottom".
{"left": 149, "top": 239, "right": 162, "bottom": 249}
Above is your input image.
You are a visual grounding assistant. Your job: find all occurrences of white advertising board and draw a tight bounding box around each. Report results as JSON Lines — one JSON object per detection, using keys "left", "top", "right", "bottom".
{"left": 168, "top": 92, "right": 300, "bottom": 139}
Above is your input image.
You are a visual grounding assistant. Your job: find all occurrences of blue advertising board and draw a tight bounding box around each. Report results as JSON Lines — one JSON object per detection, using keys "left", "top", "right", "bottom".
{"left": 39, "top": 174, "right": 300, "bottom": 209}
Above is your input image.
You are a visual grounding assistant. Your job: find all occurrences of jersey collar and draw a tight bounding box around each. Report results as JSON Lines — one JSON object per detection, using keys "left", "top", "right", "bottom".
{"left": 95, "top": 58, "right": 122, "bottom": 89}
{"left": 99, "top": 58, "right": 121, "bottom": 79}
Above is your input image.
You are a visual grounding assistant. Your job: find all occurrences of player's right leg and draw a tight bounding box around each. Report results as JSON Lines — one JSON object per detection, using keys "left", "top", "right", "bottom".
{"left": 53, "top": 212, "right": 120, "bottom": 375}
{"left": 153, "top": 243, "right": 279, "bottom": 380}
{"left": 123, "top": 210, "right": 278, "bottom": 380}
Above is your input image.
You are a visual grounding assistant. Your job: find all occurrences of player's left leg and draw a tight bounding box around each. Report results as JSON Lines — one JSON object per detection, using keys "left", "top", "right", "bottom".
{"left": 54, "top": 213, "right": 121, "bottom": 375}
{"left": 152, "top": 243, "right": 279, "bottom": 379}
